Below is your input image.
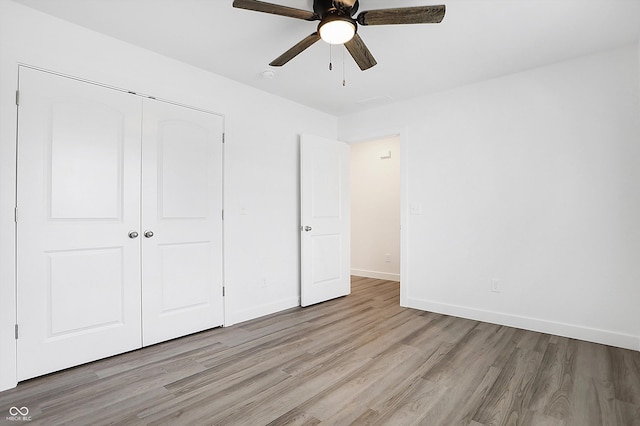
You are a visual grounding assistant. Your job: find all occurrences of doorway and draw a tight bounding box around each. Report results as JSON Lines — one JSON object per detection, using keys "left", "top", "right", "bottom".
{"left": 350, "top": 135, "right": 401, "bottom": 282}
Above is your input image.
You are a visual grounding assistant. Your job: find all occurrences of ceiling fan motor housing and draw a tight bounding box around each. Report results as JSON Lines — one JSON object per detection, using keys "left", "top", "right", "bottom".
{"left": 314, "top": 0, "right": 359, "bottom": 18}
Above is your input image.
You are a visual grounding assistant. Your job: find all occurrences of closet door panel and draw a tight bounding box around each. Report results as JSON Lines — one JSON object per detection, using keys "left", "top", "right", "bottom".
{"left": 16, "top": 68, "right": 143, "bottom": 381}
{"left": 141, "top": 100, "right": 224, "bottom": 346}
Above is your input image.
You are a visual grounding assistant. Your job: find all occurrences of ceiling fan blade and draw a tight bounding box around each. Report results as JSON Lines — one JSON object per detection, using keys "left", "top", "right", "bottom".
{"left": 357, "top": 5, "right": 445, "bottom": 26}
{"left": 233, "top": 0, "right": 317, "bottom": 21}
{"left": 270, "top": 32, "right": 322, "bottom": 66}
{"left": 344, "top": 33, "right": 377, "bottom": 71}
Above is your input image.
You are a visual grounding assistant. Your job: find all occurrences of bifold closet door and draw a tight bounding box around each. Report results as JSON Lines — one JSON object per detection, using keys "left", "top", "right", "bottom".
{"left": 16, "top": 68, "right": 143, "bottom": 381}
{"left": 141, "top": 99, "right": 224, "bottom": 346}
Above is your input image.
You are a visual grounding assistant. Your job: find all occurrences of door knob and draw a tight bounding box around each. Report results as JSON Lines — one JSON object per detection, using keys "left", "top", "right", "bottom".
{"left": 128, "top": 231, "right": 139, "bottom": 239}
{"left": 144, "top": 230, "right": 154, "bottom": 238}
{"left": 304, "top": 226, "right": 312, "bottom": 232}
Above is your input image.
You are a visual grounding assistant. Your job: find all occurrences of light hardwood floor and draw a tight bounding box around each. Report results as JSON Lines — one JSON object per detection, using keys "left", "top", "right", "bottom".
{"left": 1, "top": 277, "right": 640, "bottom": 425}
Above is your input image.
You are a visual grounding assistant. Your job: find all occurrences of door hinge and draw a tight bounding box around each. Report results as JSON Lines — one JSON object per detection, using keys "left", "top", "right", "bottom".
{"left": 14, "top": 207, "right": 18, "bottom": 223}
{"left": 222, "top": 210, "right": 224, "bottom": 220}
{"left": 15, "top": 324, "right": 18, "bottom": 339}
{"left": 222, "top": 133, "right": 225, "bottom": 144}
{"left": 15, "top": 90, "right": 20, "bottom": 106}
{"left": 222, "top": 286, "right": 225, "bottom": 297}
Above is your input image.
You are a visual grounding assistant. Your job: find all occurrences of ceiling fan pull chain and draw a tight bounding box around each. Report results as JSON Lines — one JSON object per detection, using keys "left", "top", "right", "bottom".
{"left": 329, "top": 43, "right": 333, "bottom": 71}
{"left": 342, "top": 45, "right": 346, "bottom": 86}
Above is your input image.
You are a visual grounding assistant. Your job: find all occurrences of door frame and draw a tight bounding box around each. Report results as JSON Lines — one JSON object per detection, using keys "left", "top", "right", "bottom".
{"left": 340, "top": 128, "right": 409, "bottom": 306}
{"left": 3, "top": 65, "right": 228, "bottom": 390}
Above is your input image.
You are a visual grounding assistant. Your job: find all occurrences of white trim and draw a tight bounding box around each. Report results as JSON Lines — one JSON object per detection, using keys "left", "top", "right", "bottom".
{"left": 405, "top": 296, "right": 640, "bottom": 351}
{"left": 351, "top": 269, "right": 399, "bottom": 282}
{"left": 0, "top": 62, "right": 19, "bottom": 393}
{"left": 399, "top": 129, "right": 409, "bottom": 307}
{"left": 18, "top": 64, "right": 224, "bottom": 118}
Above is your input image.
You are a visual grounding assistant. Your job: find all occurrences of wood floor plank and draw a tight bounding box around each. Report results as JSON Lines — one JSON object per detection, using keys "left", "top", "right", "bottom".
{"left": 320, "top": 347, "right": 438, "bottom": 424}
{"left": 207, "top": 356, "right": 369, "bottom": 425}
{"left": 471, "top": 346, "right": 544, "bottom": 425}
{"left": 569, "top": 373, "right": 616, "bottom": 426}
{"left": 543, "top": 338, "right": 578, "bottom": 421}
{"left": 270, "top": 344, "right": 422, "bottom": 424}
{"left": 608, "top": 345, "right": 640, "bottom": 405}
{"left": 372, "top": 378, "right": 449, "bottom": 426}
{"left": 614, "top": 399, "right": 640, "bottom": 426}
{"left": 436, "top": 365, "right": 503, "bottom": 425}
{"left": 1, "top": 276, "right": 639, "bottom": 425}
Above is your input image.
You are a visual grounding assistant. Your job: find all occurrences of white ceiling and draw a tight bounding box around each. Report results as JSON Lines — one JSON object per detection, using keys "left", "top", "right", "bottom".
{"left": 12, "top": 0, "right": 640, "bottom": 116}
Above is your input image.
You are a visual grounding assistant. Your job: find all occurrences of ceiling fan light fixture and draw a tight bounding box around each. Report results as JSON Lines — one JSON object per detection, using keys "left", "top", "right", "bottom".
{"left": 234, "top": 0, "right": 446, "bottom": 71}
{"left": 318, "top": 16, "right": 356, "bottom": 45}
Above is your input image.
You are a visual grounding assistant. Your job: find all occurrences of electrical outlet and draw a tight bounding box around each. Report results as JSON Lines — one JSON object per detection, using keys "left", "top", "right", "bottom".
{"left": 384, "top": 253, "right": 391, "bottom": 263}
{"left": 491, "top": 279, "right": 501, "bottom": 293}
{"left": 409, "top": 203, "right": 422, "bottom": 215}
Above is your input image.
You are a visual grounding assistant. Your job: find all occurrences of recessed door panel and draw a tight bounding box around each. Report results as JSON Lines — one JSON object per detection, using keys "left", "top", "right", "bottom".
{"left": 311, "top": 149, "right": 342, "bottom": 219}
{"left": 48, "top": 248, "right": 124, "bottom": 336}
{"left": 17, "top": 68, "right": 142, "bottom": 381}
{"left": 159, "top": 121, "right": 209, "bottom": 219}
{"left": 311, "top": 234, "right": 342, "bottom": 284}
{"left": 159, "top": 242, "right": 211, "bottom": 313}
{"left": 142, "top": 99, "right": 224, "bottom": 346}
{"left": 49, "top": 102, "right": 123, "bottom": 220}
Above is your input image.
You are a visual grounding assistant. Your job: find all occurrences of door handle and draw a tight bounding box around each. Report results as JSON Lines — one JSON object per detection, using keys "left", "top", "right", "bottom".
{"left": 128, "top": 231, "right": 139, "bottom": 239}
{"left": 304, "top": 226, "right": 312, "bottom": 232}
{"left": 144, "top": 230, "right": 154, "bottom": 238}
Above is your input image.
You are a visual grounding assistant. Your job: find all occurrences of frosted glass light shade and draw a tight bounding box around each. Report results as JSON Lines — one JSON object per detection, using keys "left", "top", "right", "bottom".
{"left": 319, "top": 19, "right": 356, "bottom": 45}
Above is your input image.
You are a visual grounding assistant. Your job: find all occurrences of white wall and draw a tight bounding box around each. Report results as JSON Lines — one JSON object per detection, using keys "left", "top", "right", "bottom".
{"left": 350, "top": 136, "right": 400, "bottom": 281}
{"left": 0, "top": 1, "right": 337, "bottom": 391}
{"left": 339, "top": 43, "right": 640, "bottom": 351}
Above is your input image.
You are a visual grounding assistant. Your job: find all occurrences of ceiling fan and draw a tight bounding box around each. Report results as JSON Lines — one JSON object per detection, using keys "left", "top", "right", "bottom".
{"left": 232, "top": 0, "right": 446, "bottom": 70}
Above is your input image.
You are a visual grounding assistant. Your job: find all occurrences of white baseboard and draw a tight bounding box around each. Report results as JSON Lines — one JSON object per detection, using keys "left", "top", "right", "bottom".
{"left": 351, "top": 269, "right": 400, "bottom": 282}
{"left": 404, "top": 297, "right": 640, "bottom": 351}
{"left": 225, "top": 297, "right": 299, "bottom": 327}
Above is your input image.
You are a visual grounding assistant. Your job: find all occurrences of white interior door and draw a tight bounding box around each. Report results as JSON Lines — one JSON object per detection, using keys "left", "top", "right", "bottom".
{"left": 16, "top": 68, "right": 143, "bottom": 380}
{"left": 141, "top": 99, "right": 224, "bottom": 346}
{"left": 300, "top": 134, "right": 350, "bottom": 307}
